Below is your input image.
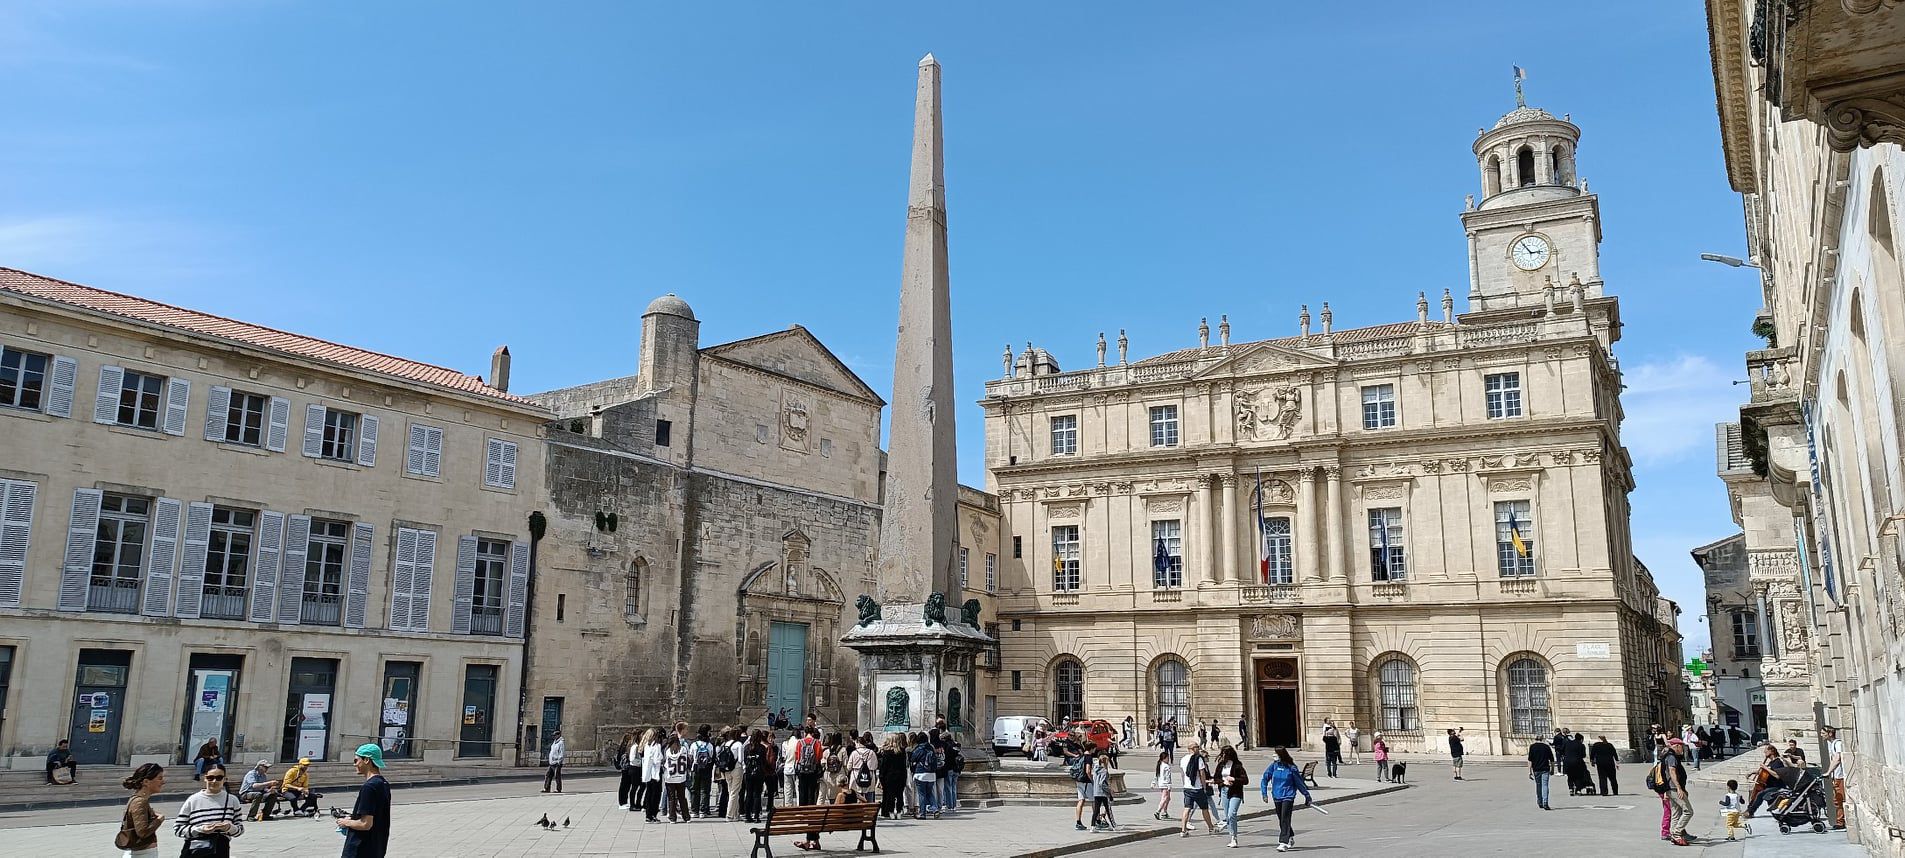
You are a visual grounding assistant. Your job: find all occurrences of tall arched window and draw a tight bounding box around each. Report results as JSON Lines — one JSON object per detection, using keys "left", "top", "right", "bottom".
{"left": 1053, "top": 658, "right": 1085, "bottom": 722}
{"left": 1376, "top": 657, "right": 1419, "bottom": 731}
{"left": 1154, "top": 658, "right": 1190, "bottom": 726}
{"left": 1505, "top": 657, "right": 1551, "bottom": 735}
{"left": 1484, "top": 155, "right": 1503, "bottom": 197}
{"left": 1550, "top": 145, "right": 1574, "bottom": 185}
{"left": 625, "top": 558, "right": 647, "bottom": 621}
{"left": 1516, "top": 146, "right": 1536, "bottom": 187}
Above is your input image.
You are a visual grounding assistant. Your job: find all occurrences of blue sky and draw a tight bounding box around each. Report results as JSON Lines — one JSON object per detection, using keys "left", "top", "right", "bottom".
{"left": 0, "top": 2, "right": 1751, "bottom": 644}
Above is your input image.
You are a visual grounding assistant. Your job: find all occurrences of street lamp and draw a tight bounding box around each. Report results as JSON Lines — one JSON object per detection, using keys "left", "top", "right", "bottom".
{"left": 1700, "top": 253, "right": 1761, "bottom": 269}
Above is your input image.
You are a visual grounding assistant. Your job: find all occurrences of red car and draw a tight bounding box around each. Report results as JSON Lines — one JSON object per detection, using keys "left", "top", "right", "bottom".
{"left": 1066, "top": 719, "right": 1122, "bottom": 761}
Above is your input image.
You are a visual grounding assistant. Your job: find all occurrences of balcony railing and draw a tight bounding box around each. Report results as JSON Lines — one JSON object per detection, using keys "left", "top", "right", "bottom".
{"left": 1268, "top": 583, "right": 1298, "bottom": 603}
{"left": 471, "top": 610, "right": 505, "bottom": 636}
{"left": 1050, "top": 593, "right": 1080, "bottom": 607}
{"left": 1370, "top": 581, "right": 1408, "bottom": 598}
{"left": 1499, "top": 578, "right": 1538, "bottom": 595}
{"left": 87, "top": 579, "right": 142, "bottom": 614}
{"left": 300, "top": 593, "right": 342, "bottom": 626}
{"left": 201, "top": 587, "right": 248, "bottom": 620}
{"left": 1150, "top": 589, "right": 1182, "bottom": 603}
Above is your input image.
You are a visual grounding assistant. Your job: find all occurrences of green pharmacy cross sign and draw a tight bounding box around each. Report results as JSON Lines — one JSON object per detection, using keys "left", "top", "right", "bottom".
{"left": 1686, "top": 658, "right": 1709, "bottom": 676}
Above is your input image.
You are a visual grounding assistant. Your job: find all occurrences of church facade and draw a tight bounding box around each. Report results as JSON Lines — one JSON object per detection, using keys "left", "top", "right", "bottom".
{"left": 982, "top": 98, "right": 1676, "bottom": 756}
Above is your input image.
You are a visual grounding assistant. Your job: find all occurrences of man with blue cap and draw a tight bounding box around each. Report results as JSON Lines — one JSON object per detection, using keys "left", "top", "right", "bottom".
{"left": 335, "top": 743, "right": 391, "bottom": 857}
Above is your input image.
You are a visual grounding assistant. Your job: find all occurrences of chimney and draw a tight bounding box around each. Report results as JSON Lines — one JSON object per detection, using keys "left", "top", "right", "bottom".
{"left": 490, "top": 345, "right": 511, "bottom": 393}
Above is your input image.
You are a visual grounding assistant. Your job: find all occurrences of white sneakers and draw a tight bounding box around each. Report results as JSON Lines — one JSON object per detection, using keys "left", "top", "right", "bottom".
{"left": 1227, "top": 838, "right": 1239, "bottom": 848}
{"left": 1277, "top": 845, "right": 1290, "bottom": 853}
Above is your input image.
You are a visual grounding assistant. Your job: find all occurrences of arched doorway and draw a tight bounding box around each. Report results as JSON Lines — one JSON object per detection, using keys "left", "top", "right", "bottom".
{"left": 1255, "top": 658, "right": 1300, "bottom": 747}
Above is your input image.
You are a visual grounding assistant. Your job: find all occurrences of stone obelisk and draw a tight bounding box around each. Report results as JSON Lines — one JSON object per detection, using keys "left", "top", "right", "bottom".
{"left": 844, "top": 54, "right": 992, "bottom": 738}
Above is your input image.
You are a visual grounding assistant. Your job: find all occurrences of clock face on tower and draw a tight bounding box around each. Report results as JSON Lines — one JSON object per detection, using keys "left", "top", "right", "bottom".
{"left": 1511, "top": 235, "right": 1551, "bottom": 270}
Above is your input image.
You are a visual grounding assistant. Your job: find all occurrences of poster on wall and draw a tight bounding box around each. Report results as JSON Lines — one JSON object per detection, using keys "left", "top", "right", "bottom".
{"left": 88, "top": 709, "right": 109, "bottom": 733}
{"left": 297, "top": 693, "right": 332, "bottom": 760}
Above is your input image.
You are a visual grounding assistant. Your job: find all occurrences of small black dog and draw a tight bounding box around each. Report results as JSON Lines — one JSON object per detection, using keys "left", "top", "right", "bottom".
{"left": 1389, "top": 762, "right": 1408, "bottom": 784}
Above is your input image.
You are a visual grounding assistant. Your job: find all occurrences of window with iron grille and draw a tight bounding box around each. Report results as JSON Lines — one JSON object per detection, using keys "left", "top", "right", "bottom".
{"left": 89, "top": 494, "right": 148, "bottom": 613}
{"left": 117, "top": 370, "right": 165, "bottom": 430}
{"left": 224, "top": 391, "right": 269, "bottom": 447}
{"left": 1377, "top": 657, "right": 1420, "bottom": 731}
{"left": 1485, "top": 372, "right": 1523, "bottom": 419}
{"left": 471, "top": 538, "right": 509, "bottom": 635}
{"left": 201, "top": 507, "right": 254, "bottom": 620}
{"left": 1053, "top": 659, "right": 1084, "bottom": 722}
{"left": 0, "top": 347, "right": 48, "bottom": 411}
{"left": 321, "top": 410, "right": 359, "bottom": 461}
{"left": 1494, "top": 500, "right": 1536, "bottom": 577}
{"left": 1150, "top": 519, "right": 1182, "bottom": 588}
{"left": 1050, "top": 414, "right": 1078, "bottom": 455}
{"left": 1154, "top": 658, "right": 1190, "bottom": 726}
{"left": 302, "top": 519, "right": 350, "bottom": 625}
{"left": 1367, "top": 508, "right": 1406, "bottom": 581}
{"left": 1051, "top": 526, "right": 1080, "bottom": 592}
{"left": 1149, "top": 405, "right": 1178, "bottom": 447}
{"left": 1361, "top": 384, "right": 1397, "bottom": 429}
{"left": 1506, "top": 657, "right": 1552, "bottom": 735}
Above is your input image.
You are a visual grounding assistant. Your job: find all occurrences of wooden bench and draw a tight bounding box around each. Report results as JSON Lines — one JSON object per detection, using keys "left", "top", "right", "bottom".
{"left": 1299, "top": 761, "right": 1318, "bottom": 787}
{"left": 750, "top": 802, "right": 880, "bottom": 858}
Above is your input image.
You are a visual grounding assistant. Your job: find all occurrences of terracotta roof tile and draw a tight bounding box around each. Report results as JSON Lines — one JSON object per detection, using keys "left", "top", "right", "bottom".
{"left": 0, "top": 266, "right": 541, "bottom": 408}
{"left": 1134, "top": 321, "right": 1453, "bottom": 365}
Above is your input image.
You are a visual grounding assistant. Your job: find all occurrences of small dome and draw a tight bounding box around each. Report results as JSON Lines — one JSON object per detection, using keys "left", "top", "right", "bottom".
{"left": 1493, "top": 105, "right": 1557, "bottom": 129}
{"left": 644, "top": 293, "right": 696, "bottom": 321}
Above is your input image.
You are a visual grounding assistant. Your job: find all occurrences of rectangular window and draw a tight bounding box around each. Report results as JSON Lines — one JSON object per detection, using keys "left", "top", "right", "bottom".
{"left": 201, "top": 507, "right": 254, "bottom": 620}
{"left": 1051, "top": 525, "right": 1080, "bottom": 592}
{"left": 1494, "top": 500, "right": 1536, "bottom": 577}
{"left": 320, "top": 410, "right": 358, "bottom": 461}
{"left": 471, "top": 538, "right": 509, "bottom": 635}
{"left": 1732, "top": 610, "right": 1761, "bottom": 659}
{"left": 0, "top": 347, "right": 48, "bottom": 412}
{"left": 117, "top": 370, "right": 165, "bottom": 430}
{"left": 222, "top": 391, "right": 267, "bottom": 446}
{"left": 1367, "top": 507, "right": 1406, "bottom": 581}
{"left": 1150, "top": 519, "right": 1183, "bottom": 588}
{"left": 1361, "top": 384, "right": 1397, "bottom": 429}
{"left": 1485, "top": 372, "right": 1523, "bottom": 419}
{"left": 655, "top": 419, "right": 672, "bottom": 447}
{"left": 89, "top": 494, "right": 148, "bottom": 613}
{"left": 985, "top": 553, "right": 997, "bottom": 594}
{"left": 1012, "top": 535, "right": 1022, "bottom": 559}
{"left": 1011, "top": 619, "right": 1022, "bottom": 631}
{"left": 301, "top": 519, "right": 350, "bottom": 625}
{"left": 1049, "top": 415, "right": 1078, "bottom": 456}
{"left": 485, "top": 439, "right": 518, "bottom": 489}
{"left": 405, "top": 423, "right": 444, "bottom": 477}
{"left": 1011, "top": 670, "right": 1022, "bottom": 691}
{"left": 1263, "top": 516, "right": 1293, "bottom": 584}
{"left": 959, "top": 547, "right": 970, "bottom": 589}
{"left": 1148, "top": 405, "right": 1179, "bottom": 447}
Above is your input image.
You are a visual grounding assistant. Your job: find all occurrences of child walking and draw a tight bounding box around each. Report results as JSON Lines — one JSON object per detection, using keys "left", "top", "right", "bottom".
{"left": 1720, "top": 778, "right": 1749, "bottom": 840}
{"left": 1151, "top": 749, "right": 1174, "bottom": 820}
{"left": 1090, "top": 750, "right": 1118, "bottom": 831}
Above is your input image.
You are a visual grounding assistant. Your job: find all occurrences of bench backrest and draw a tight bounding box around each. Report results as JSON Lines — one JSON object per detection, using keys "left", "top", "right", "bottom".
{"left": 765, "top": 802, "right": 879, "bottom": 832}
{"left": 1300, "top": 761, "right": 1317, "bottom": 774}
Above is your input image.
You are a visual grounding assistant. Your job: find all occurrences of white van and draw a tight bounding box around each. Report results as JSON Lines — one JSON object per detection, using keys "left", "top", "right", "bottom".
{"left": 992, "top": 715, "right": 1047, "bottom": 756}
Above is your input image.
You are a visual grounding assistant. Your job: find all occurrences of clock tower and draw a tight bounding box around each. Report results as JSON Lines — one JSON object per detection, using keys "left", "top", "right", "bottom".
{"left": 1459, "top": 89, "right": 1603, "bottom": 312}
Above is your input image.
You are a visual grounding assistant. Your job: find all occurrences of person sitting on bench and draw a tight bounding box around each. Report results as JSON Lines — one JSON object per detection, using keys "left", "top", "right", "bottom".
{"left": 239, "top": 760, "right": 281, "bottom": 820}
{"left": 279, "top": 758, "right": 320, "bottom": 815}
{"left": 45, "top": 739, "right": 77, "bottom": 784}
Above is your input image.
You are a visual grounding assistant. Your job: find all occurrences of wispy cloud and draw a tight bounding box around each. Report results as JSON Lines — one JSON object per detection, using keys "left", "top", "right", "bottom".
{"left": 1621, "top": 354, "right": 1746, "bottom": 465}
{"left": 0, "top": 213, "right": 242, "bottom": 296}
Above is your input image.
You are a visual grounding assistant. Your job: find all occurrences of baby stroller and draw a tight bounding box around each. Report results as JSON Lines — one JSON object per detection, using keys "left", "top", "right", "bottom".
{"left": 1763, "top": 766, "right": 1831, "bottom": 834}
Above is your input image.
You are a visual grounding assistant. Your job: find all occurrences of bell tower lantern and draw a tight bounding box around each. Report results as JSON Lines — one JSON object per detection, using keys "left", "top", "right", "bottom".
{"left": 1460, "top": 75, "right": 1604, "bottom": 312}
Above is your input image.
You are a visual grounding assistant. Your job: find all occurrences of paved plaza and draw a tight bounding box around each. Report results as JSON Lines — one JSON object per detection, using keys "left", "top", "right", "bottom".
{"left": 1, "top": 750, "right": 1866, "bottom": 857}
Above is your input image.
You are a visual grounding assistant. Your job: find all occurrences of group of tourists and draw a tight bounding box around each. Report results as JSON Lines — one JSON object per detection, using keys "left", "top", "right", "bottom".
{"left": 113, "top": 742, "right": 390, "bottom": 858}
{"left": 609, "top": 711, "right": 967, "bottom": 846}
{"left": 1123, "top": 738, "right": 1312, "bottom": 851}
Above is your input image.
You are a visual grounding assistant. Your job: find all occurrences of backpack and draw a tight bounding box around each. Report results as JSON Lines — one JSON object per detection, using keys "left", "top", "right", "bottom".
{"left": 947, "top": 745, "right": 965, "bottom": 774}
{"left": 692, "top": 740, "right": 713, "bottom": 772}
{"left": 716, "top": 743, "right": 738, "bottom": 774}
{"left": 796, "top": 737, "right": 821, "bottom": 775}
{"left": 854, "top": 756, "right": 874, "bottom": 790}
{"left": 825, "top": 749, "right": 844, "bottom": 775}
{"left": 1069, "top": 753, "right": 1091, "bottom": 783}
{"left": 742, "top": 746, "right": 762, "bottom": 779}
{"left": 1646, "top": 760, "right": 1670, "bottom": 793}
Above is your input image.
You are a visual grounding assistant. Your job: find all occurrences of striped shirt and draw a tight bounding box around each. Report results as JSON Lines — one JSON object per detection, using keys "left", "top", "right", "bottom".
{"left": 173, "top": 789, "right": 245, "bottom": 840}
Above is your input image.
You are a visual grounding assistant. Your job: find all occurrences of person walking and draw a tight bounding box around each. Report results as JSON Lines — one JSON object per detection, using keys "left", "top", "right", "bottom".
{"left": 1719, "top": 779, "right": 1748, "bottom": 840}
{"left": 542, "top": 731, "right": 566, "bottom": 794}
{"left": 1658, "top": 737, "right": 1693, "bottom": 846}
{"left": 614, "top": 731, "right": 639, "bottom": 810}
{"left": 1258, "top": 747, "right": 1312, "bottom": 853}
{"left": 172, "top": 764, "right": 244, "bottom": 858}
{"left": 1088, "top": 750, "right": 1117, "bottom": 831}
{"left": 1210, "top": 719, "right": 1222, "bottom": 747}
{"left": 1345, "top": 723, "right": 1361, "bottom": 765}
{"left": 336, "top": 744, "right": 392, "bottom": 858}
{"left": 1159, "top": 721, "right": 1178, "bottom": 758}
{"left": 1563, "top": 732, "right": 1591, "bottom": 795}
{"left": 1589, "top": 735, "right": 1620, "bottom": 795}
{"left": 1824, "top": 726, "right": 1846, "bottom": 829}
{"left": 1682, "top": 725, "right": 1703, "bottom": 771}
{"left": 117, "top": 763, "right": 166, "bottom": 858}
{"left": 1372, "top": 732, "right": 1390, "bottom": 782}
{"left": 1320, "top": 719, "right": 1340, "bottom": 778}
{"left": 1447, "top": 727, "right": 1466, "bottom": 780}
{"left": 1123, "top": 716, "right": 1136, "bottom": 750}
{"left": 1527, "top": 737, "right": 1555, "bottom": 810}
{"left": 1214, "top": 744, "right": 1248, "bottom": 848}
{"left": 1238, "top": 716, "right": 1249, "bottom": 751}
{"left": 1178, "top": 741, "right": 1217, "bottom": 837}
{"left": 1150, "top": 748, "right": 1175, "bottom": 820}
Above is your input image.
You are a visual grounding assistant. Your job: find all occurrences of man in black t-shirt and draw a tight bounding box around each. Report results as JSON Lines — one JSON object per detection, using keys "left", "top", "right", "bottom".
{"left": 337, "top": 743, "right": 392, "bottom": 858}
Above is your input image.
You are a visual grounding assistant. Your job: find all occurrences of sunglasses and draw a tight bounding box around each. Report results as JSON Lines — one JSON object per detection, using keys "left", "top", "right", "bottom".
{"left": 203, "top": 775, "right": 226, "bottom": 782}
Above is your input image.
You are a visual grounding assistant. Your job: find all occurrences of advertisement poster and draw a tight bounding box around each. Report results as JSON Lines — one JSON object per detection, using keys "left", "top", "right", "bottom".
{"left": 297, "top": 693, "right": 332, "bottom": 760}
{"left": 463, "top": 704, "right": 479, "bottom": 725}
{"left": 88, "top": 709, "right": 109, "bottom": 733}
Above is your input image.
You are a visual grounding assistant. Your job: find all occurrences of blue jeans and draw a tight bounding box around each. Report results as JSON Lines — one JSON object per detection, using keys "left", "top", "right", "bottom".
{"left": 1223, "top": 795, "right": 1243, "bottom": 838}
{"left": 940, "top": 772, "right": 958, "bottom": 809}
{"left": 913, "top": 779, "right": 938, "bottom": 816}
{"left": 1533, "top": 771, "right": 1550, "bottom": 807}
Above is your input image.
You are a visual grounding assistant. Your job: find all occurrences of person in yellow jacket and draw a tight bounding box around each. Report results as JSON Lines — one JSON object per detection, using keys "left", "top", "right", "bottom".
{"left": 279, "top": 758, "right": 320, "bottom": 816}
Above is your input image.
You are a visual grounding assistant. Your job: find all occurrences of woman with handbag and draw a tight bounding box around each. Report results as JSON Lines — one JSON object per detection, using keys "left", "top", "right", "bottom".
{"left": 117, "top": 763, "right": 167, "bottom": 857}
{"left": 173, "top": 763, "right": 244, "bottom": 857}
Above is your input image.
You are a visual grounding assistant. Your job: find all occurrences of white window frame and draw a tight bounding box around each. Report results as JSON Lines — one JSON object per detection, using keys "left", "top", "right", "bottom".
{"left": 984, "top": 552, "right": 997, "bottom": 594}
{"left": 1148, "top": 405, "right": 1179, "bottom": 448}
{"left": 1361, "top": 384, "right": 1397, "bottom": 429}
{"left": 1367, "top": 507, "right": 1406, "bottom": 581}
{"left": 223, "top": 390, "right": 269, "bottom": 447}
{"left": 200, "top": 506, "right": 255, "bottom": 620}
{"left": 1049, "top": 414, "right": 1078, "bottom": 456}
{"left": 117, "top": 370, "right": 166, "bottom": 430}
{"left": 1150, "top": 519, "right": 1183, "bottom": 589}
{"left": 471, "top": 537, "right": 509, "bottom": 635}
{"left": 0, "top": 346, "right": 50, "bottom": 412}
{"left": 1485, "top": 372, "right": 1523, "bottom": 419}
{"left": 90, "top": 494, "right": 149, "bottom": 613}
{"left": 320, "top": 409, "right": 359, "bottom": 461}
{"left": 959, "top": 546, "right": 970, "bottom": 589}
{"left": 1494, "top": 499, "right": 1536, "bottom": 577}
{"left": 1731, "top": 610, "right": 1760, "bottom": 659}
{"left": 1051, "top": 525, "right": 1080, "bottom": 592}
{"left": 302, "top": 518, "right": 350, "bottom": 625}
